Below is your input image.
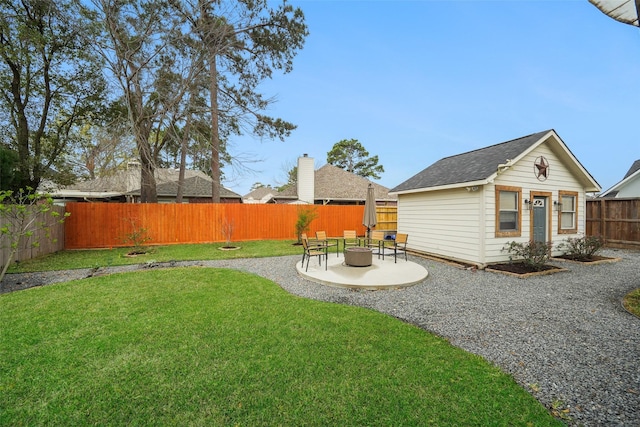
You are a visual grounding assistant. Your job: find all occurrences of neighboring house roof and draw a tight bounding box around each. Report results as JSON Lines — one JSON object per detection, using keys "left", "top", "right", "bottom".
{"left": 154, "top": 176, "right": 241, "bottom": 199}
{"left": 242, "top": 186, "right": 278, "bottom": 203}
{"left": 600, "top": 158, "right": 640, "bottom": 198}
{"left": 623, "top": 159, "right": 640, "bottom": 179}
{"left": 53, "top": 166, "right": 240, "bottom": 200}
{"left": 391, "top": 129, "right": 601, "bottom": 194}
{"left": 65, "top": 167, "right": 210, "bottom": 193}
{"left": 277, "top": 164, "right": 396, "bottom": 203}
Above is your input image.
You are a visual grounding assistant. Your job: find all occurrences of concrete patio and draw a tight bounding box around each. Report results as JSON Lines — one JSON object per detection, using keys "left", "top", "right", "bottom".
{"left": 296, "top": 250, "right": 428, "bottom": 290}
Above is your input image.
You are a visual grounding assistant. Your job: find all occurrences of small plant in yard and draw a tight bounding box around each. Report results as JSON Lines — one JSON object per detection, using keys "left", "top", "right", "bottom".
{"left": 556, "top": 235, "right": 604, "bottom": 261}
{"left": 218, "top": 217, "right": 238, "bottom": 249}
{"left": 121, "top": 217, "right": 152, "bottom": 255}
{"left": 294, "top": 207, "right": 318, "bottom": 244}
{"left": 0, "top": 188, "right": 69, "bottom": 284}
{"left": 502, "top": 240, "right": 553, "bottom": 272}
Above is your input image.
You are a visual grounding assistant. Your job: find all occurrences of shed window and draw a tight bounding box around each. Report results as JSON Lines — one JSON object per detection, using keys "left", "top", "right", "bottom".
{"left": 558, "top": 191, "right": 578, "bottom": 234}
{"left": 495, "top": 186, "right": 522, "bottom": 237}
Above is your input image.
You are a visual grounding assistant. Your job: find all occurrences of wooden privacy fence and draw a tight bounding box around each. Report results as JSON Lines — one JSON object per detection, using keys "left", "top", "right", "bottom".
{"left": 375, "top": 206, "right": 397, "bottom": 231}
{"left": 586, "top": 198, "right": 640, "bottom": 248}
{"left": 0, "top": 206, "right": 66, "bottom": 267}
{"left": 65, "top": 203, "right": 398, "bottom": 249}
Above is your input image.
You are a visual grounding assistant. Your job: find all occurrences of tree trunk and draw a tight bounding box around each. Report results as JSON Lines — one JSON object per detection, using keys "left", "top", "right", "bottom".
{"left": 176, "top": 114, "right": 191, "bottom": 203}
{"left": 136, "top": 119, "right": 157, "bottom": 203}
{"left": 209, "top": 51, "right": 221, "bottom": 203}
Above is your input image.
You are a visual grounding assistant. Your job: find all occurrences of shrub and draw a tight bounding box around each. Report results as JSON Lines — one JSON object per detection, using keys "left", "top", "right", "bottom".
{"left": 502, "top": 240, "right": 553, "bottom": 271}
{"left": 0, "top": 188, "right": 69, "bottom": 284}
{"left": 121, "top": 217, "right": 152, "bottom": 253}
{"left": 295, "top": 207, "right": 317, "bottom": 243}
{"left": 557, "top": 235, "right": 603, "bottom": 261}
{"left": 219, "top": 217, "right": 235, "bottom": 247}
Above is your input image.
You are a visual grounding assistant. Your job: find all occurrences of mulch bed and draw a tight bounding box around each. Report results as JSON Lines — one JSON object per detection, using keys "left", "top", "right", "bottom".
{"left": 487, "top": 263, "right": 562, "bottom": 275}
{"left": 553, "top": 254, "right": 616, "bottom": 263}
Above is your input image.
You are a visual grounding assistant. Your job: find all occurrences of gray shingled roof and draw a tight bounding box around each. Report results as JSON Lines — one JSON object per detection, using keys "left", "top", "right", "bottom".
{"left": 391, "top": 130, "right": 552, "bottom": 192}
{"left": 65, "top": 168, "right": 240, "bottom": 199}
{"left": 600, "top": 158, "right": 640, "bottom": 198}
{"left": 277, "top": 164, "right": 396, "bottom": 202}
{"left": 623, "top": 159, "right": 640, "bottom": 179}
{"left": 69, "top": 168, "right": 210, "bottom": 193}
{"left": 154, "top": 176, "right": 241, "bottom": 199}
{"left": 242, "top": 186, "right": 278, "bottom": 201}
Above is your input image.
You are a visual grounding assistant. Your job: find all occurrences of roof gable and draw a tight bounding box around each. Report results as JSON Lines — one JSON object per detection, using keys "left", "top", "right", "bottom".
{"left": 600, "top": 159, "right": 640, "bottom": 197}
{"left": 243, "top": 186, "right": 276, "bottom": 199}
{"left": 391, "top": 129, "right": 600, "bottom": 193}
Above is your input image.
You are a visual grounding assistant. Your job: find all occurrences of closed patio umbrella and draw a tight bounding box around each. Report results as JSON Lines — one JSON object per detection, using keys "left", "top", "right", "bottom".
{"left": 362, "top": 183, "right": 377, "bottom": 238}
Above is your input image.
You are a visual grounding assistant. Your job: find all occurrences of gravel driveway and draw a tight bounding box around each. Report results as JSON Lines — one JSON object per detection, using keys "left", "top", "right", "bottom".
{"left": 3, "top": 248, "right": 639, "bottom": 426}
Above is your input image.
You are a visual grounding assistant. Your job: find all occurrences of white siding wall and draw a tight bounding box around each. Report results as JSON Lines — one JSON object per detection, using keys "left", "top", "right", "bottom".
{"left": 297, "top": 155, "right": 315, "bottom": 204}
{"left": 397, "top": 187, "right": 482, "bottom": 265}
{"left": 483, "top": 144, "right": 586, "bottom": 264}
{"left": 397, "top": 140, "right": 589, "bottom": 266}
{"left": 617, "top": 176, "right": 640, "bottom": 198}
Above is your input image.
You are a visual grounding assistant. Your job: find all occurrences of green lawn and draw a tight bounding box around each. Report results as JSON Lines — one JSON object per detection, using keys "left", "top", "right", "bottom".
{"left": 0, "top": 268, "right": 561, "bottom": 426}
{"left": 624, "top": 288, "right": 640, "bottom": 317}
{"left": 8, "top": 240, "right": 302, "bottom": 273}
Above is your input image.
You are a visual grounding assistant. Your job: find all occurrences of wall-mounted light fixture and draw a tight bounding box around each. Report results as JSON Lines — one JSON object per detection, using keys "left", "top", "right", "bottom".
{"left": 553, "top": 200, "right": 563, "bottom": 212}
{"left": 524, "top": 199, "right": 531, "bottom": 210}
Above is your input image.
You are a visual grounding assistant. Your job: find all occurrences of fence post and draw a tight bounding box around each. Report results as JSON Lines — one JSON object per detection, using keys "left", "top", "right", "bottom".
{"left": 599, "top": 198, "right": 606, "bottom": 244}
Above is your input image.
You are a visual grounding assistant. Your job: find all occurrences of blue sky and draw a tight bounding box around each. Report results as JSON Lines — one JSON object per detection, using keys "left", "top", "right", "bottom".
{"left": 222, "top": 0, "right": 640, "bottom": 196}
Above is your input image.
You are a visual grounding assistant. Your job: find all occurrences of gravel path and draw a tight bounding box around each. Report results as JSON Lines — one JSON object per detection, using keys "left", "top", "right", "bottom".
{"left": 2, "top": 248, "right": 639, "bottom": 426}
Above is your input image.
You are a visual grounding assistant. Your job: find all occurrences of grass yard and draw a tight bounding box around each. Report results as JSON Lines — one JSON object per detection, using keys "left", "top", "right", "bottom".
{"left": 623, "top": 288, "right": 640, "bottom": 317}
{"left": 0, "top": 268, "right": 562, "bottom": 426}
{"left": 8, "top": 240, "right": 302, "bottom": 273}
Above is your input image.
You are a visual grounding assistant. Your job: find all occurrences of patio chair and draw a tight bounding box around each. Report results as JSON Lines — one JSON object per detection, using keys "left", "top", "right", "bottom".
{"left": 301, "top": 232, "right": 322, "bottom": 247}
{"left": 301, "top": 236, "right": 327, "bottom": 272}
{"left": 392, "top": 233, "right": 408, "bottom": 263}
{"left": 364, "top": 230, "right": 386, "bottom": 259}
{"left": 316, "top": 231, "right": 339, "bottom": 257}
{"left": 301, "top": 233, "right": 323, "bottom": 262}
{"left": 343, "top": 230, "right": 360, "bottom": 253}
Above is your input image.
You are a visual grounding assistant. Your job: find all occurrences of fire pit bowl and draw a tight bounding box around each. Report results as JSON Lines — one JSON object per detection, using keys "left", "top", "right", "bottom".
{"left": 344, "top": 247, "right": 373, "bottom": 267}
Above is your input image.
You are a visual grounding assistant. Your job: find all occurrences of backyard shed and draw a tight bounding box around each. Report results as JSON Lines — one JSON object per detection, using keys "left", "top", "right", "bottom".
{"left": 389, "top": 129, "right": 601, "bottom": 267}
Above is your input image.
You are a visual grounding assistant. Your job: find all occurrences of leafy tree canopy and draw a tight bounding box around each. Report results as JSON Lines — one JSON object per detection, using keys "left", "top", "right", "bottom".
{"left": 0, "top": 0, "right": 107, "bottom": 192}
{"left": 326, "top": 139, "right": 384, "bottom": 180}
{"left": 0, "top": 146, "right": 18, "bottom": 191}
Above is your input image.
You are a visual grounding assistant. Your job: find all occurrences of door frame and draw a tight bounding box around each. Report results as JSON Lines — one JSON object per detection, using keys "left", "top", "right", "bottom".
{"left": 529, "top": 191, "right": 552, "bottom": 243}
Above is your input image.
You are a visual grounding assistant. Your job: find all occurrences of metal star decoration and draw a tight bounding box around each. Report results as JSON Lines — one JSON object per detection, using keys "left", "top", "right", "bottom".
{"left": 534, "top": 156, "right": 549, "bottom": 181}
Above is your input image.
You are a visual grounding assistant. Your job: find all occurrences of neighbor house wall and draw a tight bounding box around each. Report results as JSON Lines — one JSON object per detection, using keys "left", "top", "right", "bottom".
{"left": 615, "top": 176, "right": 640, "bottom": 198}
{"left": 397, "top": 187, "right": 482, "bottom": 265}
{"left": 482, "top": 143, "right": 586, "bottom": 264}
